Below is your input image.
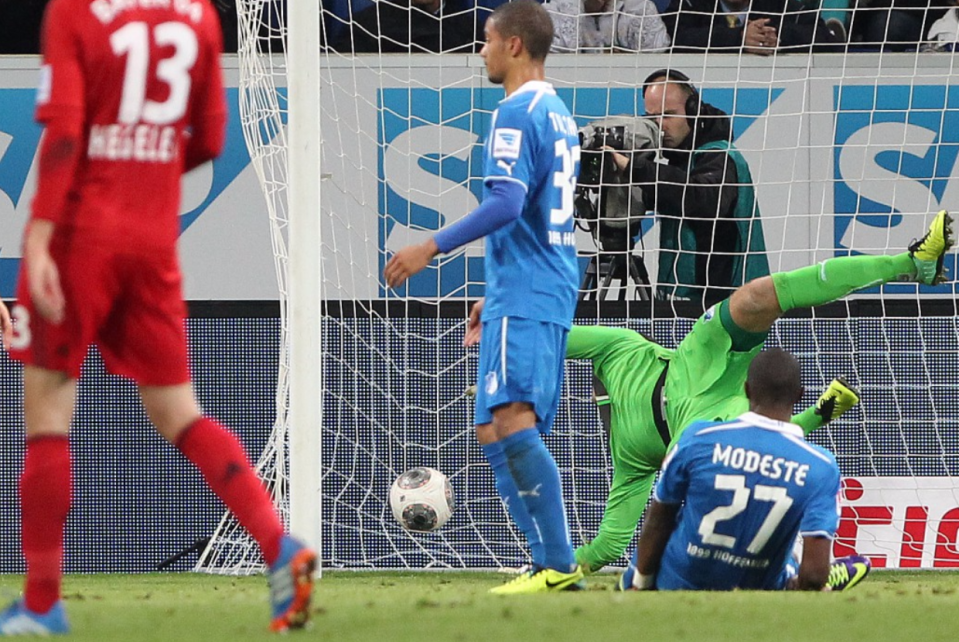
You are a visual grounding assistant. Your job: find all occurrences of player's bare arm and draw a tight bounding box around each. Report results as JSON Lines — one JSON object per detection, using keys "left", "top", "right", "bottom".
{"left": 23, "top": 219, "right": 65, "bottom": 325}
{"left": 792, "top": 536, "right": 832, "bottom": 591}
{"left": 634, "top": 500, "right": 680, "bottom": 589}
{"left": 383, "top": 238, "right": 440, "bottom": 287}
{"left": 463, "top": 298, "right": 485, "bottom": 347}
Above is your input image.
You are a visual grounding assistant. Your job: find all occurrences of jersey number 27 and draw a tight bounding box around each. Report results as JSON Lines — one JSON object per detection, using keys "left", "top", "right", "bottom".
{"left": 698, "top": 474, "right": 794, "bottom": 555}
{"left": 111, "top": 21, "right": 198, "bottom": 125}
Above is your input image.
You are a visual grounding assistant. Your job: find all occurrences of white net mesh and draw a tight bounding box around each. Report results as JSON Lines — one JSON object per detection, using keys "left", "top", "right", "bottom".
{"left": 196, "top": 0, "right": 959, "bottom": 574}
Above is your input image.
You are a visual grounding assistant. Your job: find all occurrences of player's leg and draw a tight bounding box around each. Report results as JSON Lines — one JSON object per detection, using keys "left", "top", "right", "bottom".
{"left": 486, "top": 402, "right": 582, "bottom": 594}
{"left": 140, "top": 384, "right": 286, "bottom": 562}
{"left": 476, "top": 422, "right": 544, "bottom": 569}
{"left": 478, "top": 319, "right": 581, "bottom": 593}
{"left": 112, "top": 252, "right": 313, "bottom": 631}
{"left": 729, "top": 210, "right": 954, "bottom": 333}
{"left": 0, "top": 367, "right": 75, "bottom": 635}
{"left": 139, "top": 385, "right": 315, "bottom": 632}
{"left": 577, "top": 465, "right": 657, "bottom": 577}
{"left": 2, "top": 243, "right": 104, "bottom": 635}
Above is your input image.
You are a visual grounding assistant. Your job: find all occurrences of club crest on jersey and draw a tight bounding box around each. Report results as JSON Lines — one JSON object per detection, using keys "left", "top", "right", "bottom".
{"left": 485, "top": 371, "right": 499, "bottom": 395}
{"left": 492, "top": 128, "right": 522, "bottom": 160}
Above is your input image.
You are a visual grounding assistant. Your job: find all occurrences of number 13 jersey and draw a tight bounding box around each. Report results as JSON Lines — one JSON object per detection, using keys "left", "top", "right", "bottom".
{"left": 34, "top": 0, "right": 226, "bottom": 251}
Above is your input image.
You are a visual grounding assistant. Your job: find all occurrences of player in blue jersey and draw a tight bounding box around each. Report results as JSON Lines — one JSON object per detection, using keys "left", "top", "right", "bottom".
{"left": 384, "top": 0, "right": 584, "bottom": 593}
{"left": 626, "top": 348, "right": 871, "bottom": 592}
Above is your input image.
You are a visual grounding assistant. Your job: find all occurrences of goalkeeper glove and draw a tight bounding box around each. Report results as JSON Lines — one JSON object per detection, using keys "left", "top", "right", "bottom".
{"left": 815, "top": 377, "right": 860, "bottom": 424}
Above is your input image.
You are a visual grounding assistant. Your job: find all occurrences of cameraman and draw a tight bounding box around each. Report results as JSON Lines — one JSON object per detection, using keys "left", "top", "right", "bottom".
{"left": 611, "top": 69, "right": 770, "bottom": 309}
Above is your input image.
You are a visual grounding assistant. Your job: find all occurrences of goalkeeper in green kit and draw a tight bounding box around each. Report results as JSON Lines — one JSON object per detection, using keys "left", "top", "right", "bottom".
{"left": 566, "top": 210, "right": 954, "bottom": 575}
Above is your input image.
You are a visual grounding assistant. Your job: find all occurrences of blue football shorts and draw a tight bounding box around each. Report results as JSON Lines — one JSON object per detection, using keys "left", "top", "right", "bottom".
{"left": 473, "top": 316, "right": 568, "bottom": 434}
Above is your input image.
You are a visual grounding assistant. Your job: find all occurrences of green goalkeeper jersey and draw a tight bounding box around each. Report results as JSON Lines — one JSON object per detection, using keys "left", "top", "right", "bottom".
{"left": 566, "top": 324, "right": 675, "bottom": 572}
{"left": 568, "top": 313, "right": 818, "bottom": 572}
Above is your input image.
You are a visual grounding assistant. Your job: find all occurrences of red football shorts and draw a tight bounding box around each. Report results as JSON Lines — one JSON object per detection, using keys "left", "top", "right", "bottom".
{"left": 11, "top": 240, "right": 191, "bottom": 386}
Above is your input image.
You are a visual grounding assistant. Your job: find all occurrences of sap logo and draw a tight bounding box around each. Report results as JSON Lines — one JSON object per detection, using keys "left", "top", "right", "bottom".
{"left": 834, "top": 85, "right": 959, "bottom": 270}
{"left": 0, "top": 88, "right": 252, "bottom": 297}
{"left": 379, "top": 88, "right": 494, "bottom": 298}
{"left": 379, "top": 86, "right": 781, "bottom": 298}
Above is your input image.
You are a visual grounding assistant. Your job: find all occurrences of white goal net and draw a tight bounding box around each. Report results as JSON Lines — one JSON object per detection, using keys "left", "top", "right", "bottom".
{"left": 196, "top": 0, "right": 959, "bottom": 574}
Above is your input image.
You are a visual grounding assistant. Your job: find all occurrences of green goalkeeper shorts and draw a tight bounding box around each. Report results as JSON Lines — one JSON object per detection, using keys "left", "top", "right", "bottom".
{"left": 662, "top": 302, "right": 766, "bottom": 448}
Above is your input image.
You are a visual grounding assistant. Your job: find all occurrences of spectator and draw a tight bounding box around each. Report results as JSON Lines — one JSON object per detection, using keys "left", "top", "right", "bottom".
{"left": 663, "top": 0, "right": 845, "bottom": 54}
{"left": 611, "top": 69, "right": 769, "bottom": 308}
{"left": 545, "top": 0, "right": 671, "bottom": 52}
{"left": 923, "top": 2, "right": 959, "bottom": 51}
{"left": 214, "top": 0, "right": 239, "bottom": 53}
{"left": 851, "top": 0, "right": 952, "bottom": 51}
{"left": 331, "top": 0, "right": 488, "bottom": 53}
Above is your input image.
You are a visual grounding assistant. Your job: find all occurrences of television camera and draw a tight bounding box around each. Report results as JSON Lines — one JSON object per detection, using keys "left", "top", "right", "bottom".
{"left": 575, "top": 116, "right": 659, "bottom": 301}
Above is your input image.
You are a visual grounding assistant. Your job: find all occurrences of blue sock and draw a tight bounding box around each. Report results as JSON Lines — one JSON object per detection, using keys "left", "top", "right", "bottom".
{"left": 482, "top": 441, "right": 545, "bottom": 567}
{"left": 500, "top": 428, "right": 576, "bottom": 572}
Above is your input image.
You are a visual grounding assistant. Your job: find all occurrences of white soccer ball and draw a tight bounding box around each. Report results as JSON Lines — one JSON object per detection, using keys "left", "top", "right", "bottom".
{"left": 389, "top": 467, "right": 455, "bottom": 532}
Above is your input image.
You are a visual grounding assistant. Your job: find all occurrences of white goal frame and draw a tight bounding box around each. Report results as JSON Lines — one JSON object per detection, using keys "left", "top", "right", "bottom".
{"left": 287, "top": 0, "right": 323, "bottom": 558}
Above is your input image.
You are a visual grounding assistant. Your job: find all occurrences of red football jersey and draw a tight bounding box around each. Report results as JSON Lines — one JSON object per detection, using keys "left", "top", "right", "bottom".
{"left": 34, "top": 0, "right": 226, "bottom": 251}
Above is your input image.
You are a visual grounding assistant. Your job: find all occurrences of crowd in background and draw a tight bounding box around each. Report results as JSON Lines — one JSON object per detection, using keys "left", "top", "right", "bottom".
{"left": 319, "top": 0, "right": 959, "bottom": 54}
{"left": 2, "top": 0, "right": 957, "bottom": 56}
{"left": 0, "top": 0, "right": 240, "bottom": 53}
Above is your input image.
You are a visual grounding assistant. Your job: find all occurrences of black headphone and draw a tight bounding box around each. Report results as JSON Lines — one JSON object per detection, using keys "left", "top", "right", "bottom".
{"left": 642, "top": 68, "right": 701, "bottom": 119}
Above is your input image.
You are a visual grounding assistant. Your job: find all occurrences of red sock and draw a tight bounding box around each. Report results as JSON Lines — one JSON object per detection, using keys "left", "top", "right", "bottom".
{"left": 176, "top": 417, "right": 284, "bottom": 565}
{"left": 21, "top": 436, "right": 71, "bottom": 614}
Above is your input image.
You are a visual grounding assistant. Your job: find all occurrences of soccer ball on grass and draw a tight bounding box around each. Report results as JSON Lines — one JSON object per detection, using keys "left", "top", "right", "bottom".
{"left": 389, "top": 467, "right": 455, "bottom": 532}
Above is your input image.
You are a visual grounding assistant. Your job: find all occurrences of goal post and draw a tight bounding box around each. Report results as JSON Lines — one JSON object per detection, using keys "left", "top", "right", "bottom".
{"left": 287, "top": 0, "right": 324, "bottom": 561}
{"left": 196, "top": 1, "right": 959, "bottom": 574}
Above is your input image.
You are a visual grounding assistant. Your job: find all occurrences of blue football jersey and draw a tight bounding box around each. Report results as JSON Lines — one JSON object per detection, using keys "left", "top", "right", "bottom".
{"left": 480, "top": 81, "right": 580, "bottom": 329}
{"left": 653, "top": 412, "right": 841, "bottom": 590}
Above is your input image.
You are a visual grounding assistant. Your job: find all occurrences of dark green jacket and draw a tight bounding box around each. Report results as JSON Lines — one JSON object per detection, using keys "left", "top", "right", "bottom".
{"left": 657, "top": 139, "right": 769, "bottom": 304}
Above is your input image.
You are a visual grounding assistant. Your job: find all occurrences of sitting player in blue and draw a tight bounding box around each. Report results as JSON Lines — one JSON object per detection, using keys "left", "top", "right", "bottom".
{"left": 626, "top": 348, "right": 871, "bottom": 591}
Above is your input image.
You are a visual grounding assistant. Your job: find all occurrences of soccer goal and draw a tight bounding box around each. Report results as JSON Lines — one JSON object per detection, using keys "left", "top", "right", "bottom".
{"left": 196, "top": 0, "right": 959, "bottom": 575}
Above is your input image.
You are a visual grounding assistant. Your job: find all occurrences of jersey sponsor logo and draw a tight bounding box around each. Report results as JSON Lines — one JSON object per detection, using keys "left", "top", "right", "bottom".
{"left": 491, "top": 128, "right": 522, "bottom": 160}
{"left": 833, "top": 84, "right": 958, "bottom": 293}
{"left": 378, "top": 87, "right": 779, "bottom": 298}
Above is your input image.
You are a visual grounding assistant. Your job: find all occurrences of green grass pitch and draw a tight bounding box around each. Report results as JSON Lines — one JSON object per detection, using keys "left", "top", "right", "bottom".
{"left": 0, "top": 571, "right": 955, "bottom": 641}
